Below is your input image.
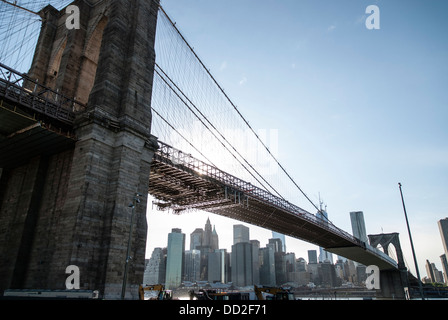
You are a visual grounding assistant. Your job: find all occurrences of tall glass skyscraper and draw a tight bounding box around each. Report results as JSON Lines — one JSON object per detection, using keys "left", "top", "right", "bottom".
{"left": 184, "top": 249, "right": 201, "bottom": 282}
{"left": 272, "top": 231, "right": 286, "bottom": 252}
{"left": 438, "top": 218, "right": 448, "bottom": 284}
{"left": 143, "top": 247, "right": 166, "bottom": 285}
{"left": 231, "top": 242, "right": 253, "bottom": 287}
{"left": 190, "top": 228, "right": 203, "bottom": 250}
{"left": 208, "top": 249, "right": 229, "bottom": 284}
{"left": 350, "top": 211, "right": 368, "bottom": 243}
{"left": 233, "top": 224, "right": 249, "bottom": 244}
{"left": 165, "top": 228, "right": 185, "bottom": 290}
{"left": 259, "top": 245, "right": 276, "bottom": 286}
{"left": 438, "top": 218, "right": 448, "bottom": 256}
{"left": 308, "top": 250, "right": 318, "bottom": 264}
{"left": 317, "top": 207, "right": 333, "bottom": 263}
{"left": 231, "top": 224, "right": 254, "bottom": 287}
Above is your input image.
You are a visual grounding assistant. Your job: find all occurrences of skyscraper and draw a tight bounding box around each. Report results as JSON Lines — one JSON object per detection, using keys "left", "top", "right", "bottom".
{"left": 143, "top": 247, "right": 166, "bottom": 285}
{"left": 250, "top": 240, "right": 260, "bottom": 285}
{"left": 268, "top": 238, "right": 284, "bottom": 253}
{"left": 231, "top": 224, "right": 253, "bottom": 287}
{"left": 268, "top": 238, "right": 286, "bottom": 285}
{"left": 438, "top": 218, "right": 448, "bottom": 256}
{"left": 438, "top": 218, "right": 448, "bottom": 284}
{"left": 440, "top": 254, "right": 448, "bottom": 284}
{"left": 259, "top": 244, "right": 276, "bottom": 286}
{"left": 231, "top": 242, "right": 253, "bottom": 287}
{"left": 194, "top": 218, "right": 220, "bottom": 281}
{"left": 184, "top": 249, "right": 201, "bottom": 282}
{"left": 317, "top": 206, "right": 333, "bottom": 263}
{"left": 426, "top": 259, "right": 444, "bottom": 283}
{"left": 308, "top": 250, "right": 318, "bottom": 264}
{"left": 212, "top": 225, "right": 219, "bottom": 250}
{"left": 350, "top": 211, "right": 368, "bottom": 243}
{"left": 233, "top": 224, "right": 250, "bottom": 244}
{"left": 203, "top": 217, "right": 213, "bottom": 249}
{"left": 208, "top": 249, "right": 229, "bottom": 284}
{"left": 425, "top": 259, "right": 436, "bottom": 283}
{"left": 190, "top": 228, "right": 203, "bottom": 250}
{"left": 272, "top": 231, "right": 286, "bottom": 252}
{"left": 165, "top": 228, "right": 185, "bottom": 290}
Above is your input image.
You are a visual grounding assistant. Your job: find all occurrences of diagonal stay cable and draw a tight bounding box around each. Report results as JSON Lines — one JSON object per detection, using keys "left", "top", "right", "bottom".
{"left": 151, "top": 105, "right": 217, "bottom": 168}
{"left": 155, "top": 63, "right": 286, "bottom": 200}
{"left": 157, "top": 5, "right": 319, "bottom": 213}
{"left": 0, "top": 0, "right": 40, "bottom": 16}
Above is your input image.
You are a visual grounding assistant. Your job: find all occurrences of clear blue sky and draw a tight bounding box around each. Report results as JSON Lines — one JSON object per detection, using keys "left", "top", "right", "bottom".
{"left": 147, "top": 0, "right": 448, "bottom": 279}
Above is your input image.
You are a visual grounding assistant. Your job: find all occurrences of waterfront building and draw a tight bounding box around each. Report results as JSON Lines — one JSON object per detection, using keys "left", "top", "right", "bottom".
{"left": 308, "top": 250, "right": 318, "bottom": 264}
{"left": 438, "top": 218, "right": 448, "bottom": 256}
{"left": 259, "top": 244, "right": 276, "bottom": 286}
{"left": 440, "top": 254, "right": 448, "bottom": 284}
{"left": 438, "top": 217, "right": 448, "bottom": 283}
{"left": 165, "top": 228, "right": 185, "bottom": 290}
{"left": 319, "top": 261, "right": 341, "bottom": 288}
{"left": 272, "top": 231, "right": 286, "bottom": 252}
{"left": 355, "top": 264, "right": 367, "bottom": 286}
{"left": 251, "top": 240, "right": 260, "bottom": 285}
{"left": 316, "top": 206, "right": 333, "bottom": 263}
{"left": 190, "top": 228, "right": 203, "bottom": 250}
{"left": 426, "top": 259, "right": 436, "bottom": 283}
{"left": 212, "top": 226, "right": 219, "bottom": 251}
{"left": 143, "top": 247, "right": 166, "bottom": 285}
{"left": 208, "top": 249, "right": 230, "bottom": 284}
{"left": 296, "top": 257, "right": 307, "bottom": 272}
{"left": 426, "top": 259, "right": 444, "bottom": 283}
{"left": 269, "top": 238, "right": 284, "bottom": 253}
{"left": 184, "top": 249, "right": 201, "bottom": 282}
{"left": 231, "top": 242, "right": 253, "bottom": 287}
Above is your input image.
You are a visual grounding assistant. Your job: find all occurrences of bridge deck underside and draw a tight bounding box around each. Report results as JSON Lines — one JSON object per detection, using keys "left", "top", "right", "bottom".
{"left": 149, "top": 157, "right": 355, "bottom": 250}
{"left": 148, "top": 149, "right": 398, "bottom": 270}
{"left": 0, "top": 100, "right": 76, "bottom": 168}
{"left": 326, "top": 247, "right": 397, "bottom": 270}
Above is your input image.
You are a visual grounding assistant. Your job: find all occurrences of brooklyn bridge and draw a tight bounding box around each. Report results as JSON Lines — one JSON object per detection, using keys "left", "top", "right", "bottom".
{"left": 0, "top": 0, "right": 421, "bottom": 299}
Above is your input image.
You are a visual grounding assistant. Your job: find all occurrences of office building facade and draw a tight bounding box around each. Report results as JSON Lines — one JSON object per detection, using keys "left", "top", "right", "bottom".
{"left": 233, "top": 224, "right": 250, "bottom": 244}
{"left": 259, "top": 244, "right": 276, "bottom": 286}
{"left": 231, "top": 242, "right": 253, "bottom": 287}
{"left": 184, "top": 249, "right": 201, "bottom": 282}
{"left": 438, "top": 218, "right": 448, "bottom": 256}
{"left": 165, "top": 228, "right": 185, "bottom": 289}
{"left": 350, "top": 211, "right": 368, "bottom": 243}
{"left": 143, "top": 247, "right": 166, "bottom": 285}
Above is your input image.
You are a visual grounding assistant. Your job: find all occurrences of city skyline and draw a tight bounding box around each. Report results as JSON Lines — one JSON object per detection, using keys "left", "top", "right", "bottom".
{"left": 146, "top": 209, "right": 448, "bottom": 283}
{"left": 146, "top": 0, "right": 448, "bottom": 282}
{"left": 145, "top": 215, "right": 363, "bottom": 289}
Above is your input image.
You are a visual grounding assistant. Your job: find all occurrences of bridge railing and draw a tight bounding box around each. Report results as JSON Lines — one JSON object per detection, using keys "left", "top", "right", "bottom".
{"left": 155, "top": 140, "right": 362, "bottom": 246}
{"left": 0, "top": 62, "right": 86, "bottom": 124}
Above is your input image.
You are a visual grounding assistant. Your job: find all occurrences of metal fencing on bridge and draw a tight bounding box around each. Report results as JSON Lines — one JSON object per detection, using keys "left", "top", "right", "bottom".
{"left": 0, "top": 62, "right": 85, "bottom": 124}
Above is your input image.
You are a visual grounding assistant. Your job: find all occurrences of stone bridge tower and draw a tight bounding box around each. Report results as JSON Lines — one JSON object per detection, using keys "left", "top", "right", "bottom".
{"left": 0, "top": 0, "right": 159, "bottom": 299}
{"left": 368, "top": 233, "right": 410, "bottom": 299}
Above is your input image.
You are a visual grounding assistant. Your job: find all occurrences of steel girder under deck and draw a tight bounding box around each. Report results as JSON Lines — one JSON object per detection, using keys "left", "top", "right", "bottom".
{"left": 148, "top": 141, "right": 398, "bottom": 270}
{"left": 149, "top": 141, "right": 359, "bottom": 249}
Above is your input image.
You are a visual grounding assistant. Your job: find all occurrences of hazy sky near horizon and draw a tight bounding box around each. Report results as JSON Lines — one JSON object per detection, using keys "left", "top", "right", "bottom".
{"left": 146, "top": 0, "right": 448, "bottom": 279}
